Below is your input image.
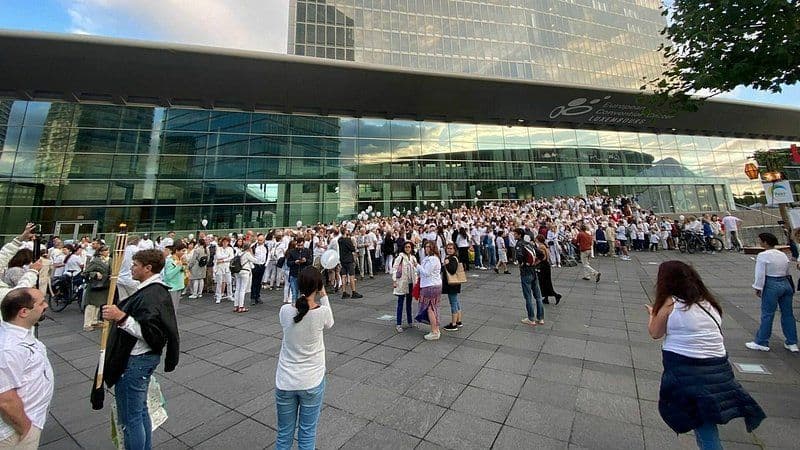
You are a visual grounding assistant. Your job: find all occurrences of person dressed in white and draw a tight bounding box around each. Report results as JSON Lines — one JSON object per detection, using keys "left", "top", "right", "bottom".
{"left": 138, "top": 235, "right": 154, "bottom": 250}
{"left": 233, "top": 245, "right": 256, "bottom": 313}
{"left": 116, "top": 235, "right": 141, "bottom": 301}
{"left": 274, "top": 267, "right": 333, "bottom": 450}
{"left": 746, "top": 232, "right": 799, "bottom": 352}
{"left": 0, "top": 288, "right": 53, "bottom": 449}
{"left": 722, "top": 212, "right": 743, "bottom": 251}
{"left": 214, "top": 237, "right": 234, "bottom": 304}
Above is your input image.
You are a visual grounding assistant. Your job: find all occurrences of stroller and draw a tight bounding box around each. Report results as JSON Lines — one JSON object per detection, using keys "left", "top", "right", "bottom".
{"left": 559, "top": 238, "right": 579, "bottom": 267}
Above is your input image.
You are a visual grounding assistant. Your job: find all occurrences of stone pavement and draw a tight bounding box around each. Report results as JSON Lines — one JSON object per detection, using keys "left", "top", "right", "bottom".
{"left": 36, "top": 250, "right": 800, "bottom": 449}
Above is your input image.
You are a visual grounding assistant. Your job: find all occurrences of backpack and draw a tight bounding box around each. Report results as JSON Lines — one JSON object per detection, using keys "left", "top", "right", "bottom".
{"left": 276, "top": 256, "right": 286, "bottom": 269}
{"left": 520, "top": 242, "right": 542, "bottom": 267}
{"left": 230, "top": 255, "right": 242, "bottom": 274}
{"left": 197, "top": 255, "right": 208, "bottom": 267}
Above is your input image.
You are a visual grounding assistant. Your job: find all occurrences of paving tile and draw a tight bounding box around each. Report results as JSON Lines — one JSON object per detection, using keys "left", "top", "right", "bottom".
{"left": 505, "top": 398, "right": 575, "bottom": 442}
{"left": 469, "top": 367, "right": 526, "bottom": 397}
{"left": 331, "top": 357, "right": 386, "bottom": 382}
{"left": 326, "top": 382, "right": 396, "bottom": 420}
{"left": 340, "top": 422, "right": 421, "bottom": 450}
{"left": 493, "top": 425, "right": 568, "bottom": 450}
{"left": 374, "top": 396, "right": 446, "bottom": 438}
{"left": 576, "top": 388, "right": 641, "bottom": 424}
{"left": 315, "top": 406, "right": 370, "bottom": 450}
{"left": 404, "top": 375, "right": 466, "bottom": 408}
{"left": 519, "top": 376, "right": 579, "bottom": 410}
{"left": 429, "top": 358, "right": 482, "bottom": 385}
{"left": 485, "top": 346, "right": 537, "bottom": 376}
{"left": 194, "top": 418, "right": 275, "bottom": 449}
{"left": 425, "top": 410, "right": 502, "bottom": 450}
{"left": 451, "top": 386, "right": 515, "bottom": 423}
{"left": 579, "top": 368, "right": 637, "bottom": 398}
{"left": 584, "top": 341, "right": 633, "bottom": 367}
{"left": 569, "top": 412, "right": 644, "bottom": 450}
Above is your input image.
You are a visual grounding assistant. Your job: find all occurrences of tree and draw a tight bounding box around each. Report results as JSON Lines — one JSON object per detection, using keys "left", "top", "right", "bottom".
{"left": 642, "top": 0, "right": 800, "bottom": 109}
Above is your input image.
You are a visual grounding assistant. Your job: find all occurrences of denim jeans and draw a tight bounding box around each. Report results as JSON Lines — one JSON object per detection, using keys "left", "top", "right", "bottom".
{"left": 520, "top": 273, "right": 545, "bottom": 321}
{"left": 397, "top": 287, "right": 413, "bottom": 325}
{"left": 755, "top": 276, "right": 798, "bottom": 346}
{"left": 447, "top": 292, "right": 461, "bottom": 314}
{"left": 486, "top": 246, "right": 496, "bottom": 267}
{"left": 115, "top": 353, "right": 161, "bottom": 450}
{"left": 694, "top": 422, "right": 723, "bottom": 450}
{"left": 275, "top": 378, "right": 326, "bottom": 450}
{"left": 473, "top": 245, "right": 483, "bottom": 267}
{"left": 289, "top": 275, "right": 299, "bottom": 302}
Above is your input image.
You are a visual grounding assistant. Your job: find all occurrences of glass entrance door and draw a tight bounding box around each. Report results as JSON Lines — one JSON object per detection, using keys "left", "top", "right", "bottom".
{"left": 54, "top": 221, "right": 98, "bottom": 243}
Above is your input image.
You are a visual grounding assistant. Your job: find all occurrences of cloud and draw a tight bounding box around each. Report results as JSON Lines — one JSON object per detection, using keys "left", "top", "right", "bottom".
{"left": 63, "top": 0, "right": 289, "bottom": 53}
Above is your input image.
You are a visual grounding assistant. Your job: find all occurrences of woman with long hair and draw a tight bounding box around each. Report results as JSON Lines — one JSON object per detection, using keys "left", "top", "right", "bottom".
{"left": 746, "top": 232, "right": 799, "bottom": 352}
{"left": 648, "top": 260, "right": 764, "bottom": 449}
{"left": 275, "top": 267, "right": 333, "bottom": 450}
{"left": 535, "top": 235, "right": 562, "bottom": 306}
{"left": 417, "top": 241, "right": 442, "bottom": 340}
{"left": 391, "top": 241, "right": 418, "bottom": 332}
{"left": 233, "top": 244, "right": 256, "bottom": 313}
{"left": 441, "top": 243, "right": 464, "bottom": 332}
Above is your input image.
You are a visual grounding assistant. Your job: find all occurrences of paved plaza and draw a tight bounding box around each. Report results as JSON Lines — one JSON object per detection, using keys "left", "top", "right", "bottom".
{"left": 36, "top": 251, "right": 800, "bottom": 449}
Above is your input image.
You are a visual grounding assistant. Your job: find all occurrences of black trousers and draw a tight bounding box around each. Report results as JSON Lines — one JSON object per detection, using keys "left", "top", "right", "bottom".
{"left": 251, "top": 264, "right": 265, "bottom": 300}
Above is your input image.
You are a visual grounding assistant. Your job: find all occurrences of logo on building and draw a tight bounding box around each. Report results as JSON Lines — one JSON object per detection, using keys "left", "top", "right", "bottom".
{"left": 549, "top": 96, "right": 611, "bottom": 119}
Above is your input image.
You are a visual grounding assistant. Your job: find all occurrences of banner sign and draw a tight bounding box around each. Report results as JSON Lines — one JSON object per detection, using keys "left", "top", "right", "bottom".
{"left": 763, "top": 180, "right": 794, "bottom": 205}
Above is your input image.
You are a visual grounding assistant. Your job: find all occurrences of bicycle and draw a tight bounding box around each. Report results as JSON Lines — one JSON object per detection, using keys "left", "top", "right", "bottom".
{"left": 49, "top": 272, "right": 86, "bottom": 312}
{"left": 678, "top": 232, "right": 723, "bottom": 254}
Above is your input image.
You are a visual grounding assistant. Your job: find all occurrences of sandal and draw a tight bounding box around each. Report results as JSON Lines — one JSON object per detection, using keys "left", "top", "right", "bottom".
{"left": 240, "top": 307, "right": 249, "bottom": 313}
{"left": 234, "top": 307, "right": 241, "bottom": 313}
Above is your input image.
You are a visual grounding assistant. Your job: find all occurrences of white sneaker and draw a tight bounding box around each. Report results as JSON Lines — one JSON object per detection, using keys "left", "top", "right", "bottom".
{"left": 521, "top": 318, "right": 536, "bottom": 325}
{"left": 784, "top": 343, "right": 799, "bottom": 352}
{"left": 745, "top": 341, "right": 770, "bottom": 352}
{"left": 215, "top": 298, "right": 221, "bottom": 304}
{"left": 395, "top": 325, "right": 404, "bottom": 333}
{"left": 424, "top": 332, "right": 440, "bottom": 340}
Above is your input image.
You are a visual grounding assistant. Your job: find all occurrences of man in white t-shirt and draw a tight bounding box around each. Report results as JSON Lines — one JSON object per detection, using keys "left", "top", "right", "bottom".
{"left": 117, "top": 235, "right": 141, "bottom": 301}
{"left": 722, "top": 212, "right": 743, "bottom": 251}
{"left": 138, "top": 235, "right": 154, "bottom": 250}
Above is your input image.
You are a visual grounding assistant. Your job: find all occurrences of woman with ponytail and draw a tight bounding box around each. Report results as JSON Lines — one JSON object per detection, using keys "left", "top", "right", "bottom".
{"left": 274, "top": 266, "right": 334, "bottom": 450}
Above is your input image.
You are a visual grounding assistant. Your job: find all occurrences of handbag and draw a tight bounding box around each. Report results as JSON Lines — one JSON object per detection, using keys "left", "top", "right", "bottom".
{"left": 395, "top": 255, "right": 403, "bottom": 279}
{"left": 445, "top": 258, "right": 467, "bottom": 285}
{"left": 412, "top": 278, "right": 421, "bottom": 300}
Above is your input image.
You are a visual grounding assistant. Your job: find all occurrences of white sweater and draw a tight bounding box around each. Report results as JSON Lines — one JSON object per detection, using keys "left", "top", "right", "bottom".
{"left": 419, "top": 255, "right": 442, "bottom": 288}
{"left": 275, "top": 295, "right": 334, "bottom": 391}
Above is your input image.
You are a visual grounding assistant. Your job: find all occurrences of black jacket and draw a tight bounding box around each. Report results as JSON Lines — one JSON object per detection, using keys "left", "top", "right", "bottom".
{"left": 104, "top": 282, "right": 180, "bottom": 387}
{"left": 287, "top": 247, "right": 312, "bottom": 277}
{"left": 659, "top": 350, "right": 765, "bottom": 434}
{"left": 338, "top": 237, "right": 356, "bottom": 264}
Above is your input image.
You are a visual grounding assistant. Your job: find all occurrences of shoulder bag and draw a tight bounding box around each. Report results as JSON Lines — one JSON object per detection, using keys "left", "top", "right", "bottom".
{"left": 445, "top": 256, "right": 467, "bottom": 285}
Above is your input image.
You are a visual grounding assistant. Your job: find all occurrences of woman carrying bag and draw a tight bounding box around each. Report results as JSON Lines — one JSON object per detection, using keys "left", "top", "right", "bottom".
{"left": 648, "top": 260, "right": 764, "bottom": 449}
{"left": 391, "top": 241, "right": 418, "bottom": 333}
{"left": 442, "top": 243, "right": 465, "bottom": 332}
{"left": 82, "top": 245, "right": 111, "bottom": 331}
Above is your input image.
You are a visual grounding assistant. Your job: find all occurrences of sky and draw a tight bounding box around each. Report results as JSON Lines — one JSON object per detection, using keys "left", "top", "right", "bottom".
{"left": 0, "top": 0, "right": 797, "bottom": 109}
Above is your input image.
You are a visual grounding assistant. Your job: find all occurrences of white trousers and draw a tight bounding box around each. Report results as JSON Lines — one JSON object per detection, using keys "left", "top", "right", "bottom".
{"left": 215, "top": 271, "right": 232, "bottom": 300}
{"left": 235, "top": 271, "right": 251, "bottom": 308}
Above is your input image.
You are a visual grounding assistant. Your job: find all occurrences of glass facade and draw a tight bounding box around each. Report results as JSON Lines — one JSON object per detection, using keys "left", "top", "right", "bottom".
{"left": 288, "top": 0, "right": 667, "bottom": 89}
{"left": 0, "top": 99, "right": 789, "bottom": 237}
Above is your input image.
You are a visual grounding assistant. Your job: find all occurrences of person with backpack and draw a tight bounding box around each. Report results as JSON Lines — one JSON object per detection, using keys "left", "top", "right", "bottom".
{"left": 513, "top": 228, "right": 546, "bottom": 325}
{"left": 188, "top": 240, "right": 209, "bottom": 299}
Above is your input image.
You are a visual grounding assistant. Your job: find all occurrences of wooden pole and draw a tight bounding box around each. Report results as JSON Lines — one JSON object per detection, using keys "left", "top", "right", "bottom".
{"left": 93, "top": 224, "right": 128, "bottom": 390}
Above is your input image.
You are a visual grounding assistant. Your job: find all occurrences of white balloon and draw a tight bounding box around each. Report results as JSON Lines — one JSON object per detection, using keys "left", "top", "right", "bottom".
{"left": 414, "top": 206, "right": 420, "bottom": 212}
{"left": 188, "top": 233, "right": 194, "bottom": 240}
{"left": 476, "top": 190, "right": 482, "bottom": 196}
{"left": 376, "top": 212, "right": 381, "bottom": 217}
{"left": 320, "top": 249, "right": 340, "bottom": 269}
{"left": 367, "top": 205, "right": 373, "bottom": 212}
{"left": 370, "top": 212, "right": 375, "bottom": 217}
{"left": 201, "top": 219, "right": 208, "bottom": 227}
{"left": 474, "top": 197, "right": 479, "bottom": 202}
{"left": 296, "top": 220, "right": 303, "bottom": 227}
{"left": 423, "top": 201, "right": 427, "bottom": 206}
{"left": 440, "top": 200, "right": 446, "bottom": 206}
{"left": 406, "top": 210, "right": 411, "bottom": 216}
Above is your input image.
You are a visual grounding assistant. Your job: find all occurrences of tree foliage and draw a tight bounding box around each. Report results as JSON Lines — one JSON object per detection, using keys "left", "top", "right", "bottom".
{"left": 642, "top": 0, "right": 800, "bottom": 109}
{"left": 753, "top": 149, "right": 791, "bottom": 172}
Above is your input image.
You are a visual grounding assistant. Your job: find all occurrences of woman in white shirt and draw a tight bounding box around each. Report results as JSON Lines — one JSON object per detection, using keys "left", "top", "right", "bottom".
{"left": 417, "top": 241, "right": 442, "bottom": 340}
{"left": 275, "top": 267, "right": 333, "bottom": 450}
{"left": 746, "top": 232, "right": 798, "bottom": 352}
{"left": 647, "top": 260, "right": 764, "bottom": 449}
{"left": 214, "top": 237, "right": 234, "bottom": 304}
{"left": 233, "top": 245, "right": 256, "bottom": 313}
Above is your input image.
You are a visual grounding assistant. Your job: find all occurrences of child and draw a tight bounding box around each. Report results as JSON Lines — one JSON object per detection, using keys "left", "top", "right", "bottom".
{"left": 649, "top": 230, "right": 660, "bottom": 251}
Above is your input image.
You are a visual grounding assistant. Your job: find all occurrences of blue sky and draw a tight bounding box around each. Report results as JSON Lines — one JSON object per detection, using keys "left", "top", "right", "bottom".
{"left": 0, "top": 0, "right": 797, "bottom": 108}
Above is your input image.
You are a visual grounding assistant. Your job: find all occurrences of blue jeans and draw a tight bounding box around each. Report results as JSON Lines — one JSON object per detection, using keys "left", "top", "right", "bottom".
{"left": 486, "top": 246, "right": 496, "bottom": 267}
{"left": 755, "top": 276, "right": 798, "bottom": 346}
{"left": 694, "top": 422, "right": 723, "bottom": 450}
{"left": 473, "top": 245, "right": 483, "bottom": 268}
{"left": 275, "top": 378, "right": 326, "bottom": 450}
{"left": 289, "top": 275, "right": 299, "bottom": 302}
{"left": 520, "top": 273, "right": 545, "bottom": 321}
{"left": 397, "top": 286, "right": 413, "bottom": 326}
{"left": 115, "top": 353, "right": 161, "bottom": 450}
{"left": 447, "top": 292, "right": 461, "bottom": 314}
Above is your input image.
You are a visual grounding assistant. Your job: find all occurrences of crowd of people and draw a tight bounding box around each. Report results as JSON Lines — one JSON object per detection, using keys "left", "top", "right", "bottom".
{"left": 0, "top": 193, "right": 781, "bottom": 450}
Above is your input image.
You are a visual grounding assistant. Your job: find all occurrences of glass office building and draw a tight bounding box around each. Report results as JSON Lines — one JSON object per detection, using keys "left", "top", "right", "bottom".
{"left": 288, "top": 0, "right": 666, "bottom": 89}
{"left": 0, "top": 98, "right": 790, "bottom": 238}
